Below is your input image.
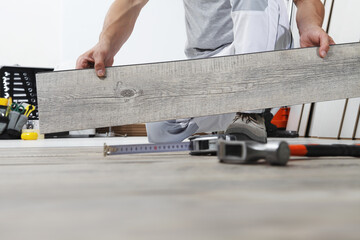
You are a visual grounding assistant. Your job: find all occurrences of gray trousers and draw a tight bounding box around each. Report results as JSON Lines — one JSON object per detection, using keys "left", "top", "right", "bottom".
{"left": 147, "top": 0, "right": 292, "bottom": 143}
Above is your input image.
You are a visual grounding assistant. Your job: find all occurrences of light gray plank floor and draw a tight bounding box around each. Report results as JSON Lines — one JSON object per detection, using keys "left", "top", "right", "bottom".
{"left": 1, "top": 137, "right": 359, "bottom": 240}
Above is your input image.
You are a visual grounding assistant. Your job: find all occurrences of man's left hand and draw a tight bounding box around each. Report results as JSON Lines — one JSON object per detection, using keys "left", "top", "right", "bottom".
{"left": 299, "top": 25, "right": 335, "bottom": 58}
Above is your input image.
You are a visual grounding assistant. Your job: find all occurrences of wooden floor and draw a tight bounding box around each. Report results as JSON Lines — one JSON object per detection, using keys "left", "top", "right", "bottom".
{"left": 1, "top": 137, "right": 359, "bottom": 240}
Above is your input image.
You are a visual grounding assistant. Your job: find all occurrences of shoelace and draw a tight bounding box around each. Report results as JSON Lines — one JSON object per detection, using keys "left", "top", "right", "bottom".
{"left": 233, "top": 113, "right": 259, "bottom": 124}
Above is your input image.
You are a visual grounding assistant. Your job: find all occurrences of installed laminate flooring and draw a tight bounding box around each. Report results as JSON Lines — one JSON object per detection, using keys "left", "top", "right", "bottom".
{"left": 1, "top": 137, "right": 359, "bottom": 240}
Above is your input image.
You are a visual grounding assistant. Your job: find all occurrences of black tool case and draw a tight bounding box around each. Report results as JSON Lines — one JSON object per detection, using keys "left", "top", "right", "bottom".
{"left": 0, "top": 66, "right": 53, "bottom": 139}
{"left": 0, "top": 66, "right": 53, "bottom": 120}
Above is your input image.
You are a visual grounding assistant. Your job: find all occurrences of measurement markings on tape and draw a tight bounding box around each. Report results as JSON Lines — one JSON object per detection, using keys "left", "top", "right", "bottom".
{"left": 104, "top": 142, "right": 191, "bottom": 156}
{"left": 104, "top": 135, "right": 231, "bottom": 157}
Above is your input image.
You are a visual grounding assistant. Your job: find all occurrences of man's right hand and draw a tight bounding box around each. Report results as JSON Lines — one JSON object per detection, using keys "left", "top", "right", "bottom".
{"left": 75, "top": 0, "right": 149, "bottom": 78}
{"left": 76, "top": 41, "right": 114, "bottom": 78}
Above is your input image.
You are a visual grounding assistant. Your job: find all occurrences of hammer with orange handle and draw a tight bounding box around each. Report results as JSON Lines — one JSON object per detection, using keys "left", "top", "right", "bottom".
{"left": 218, "top": 140, "right": 360, "bottom": 166}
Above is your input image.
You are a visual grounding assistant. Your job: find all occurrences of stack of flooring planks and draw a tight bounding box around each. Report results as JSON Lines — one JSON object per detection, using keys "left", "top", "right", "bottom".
{"left": 36, "top": 43, "right": 360, "bottom": 134}
{"left": 97, "top": 124, "right": 147, "bottom": 136}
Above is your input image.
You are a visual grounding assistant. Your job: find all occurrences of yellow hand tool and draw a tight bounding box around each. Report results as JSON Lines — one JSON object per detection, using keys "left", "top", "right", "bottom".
{"left": 5, "top": 97, "right": 12, "bottom": 117}
{"left": 25, "top": 105, "right": 35, "bottom": 117}
{"left": 21, "top": 131, "right": 38, "bottom": 140}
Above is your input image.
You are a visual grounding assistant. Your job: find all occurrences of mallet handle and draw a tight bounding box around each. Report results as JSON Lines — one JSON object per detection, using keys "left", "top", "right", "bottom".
{"left": 289, "top": 144, "right": 360, "bottom": 157}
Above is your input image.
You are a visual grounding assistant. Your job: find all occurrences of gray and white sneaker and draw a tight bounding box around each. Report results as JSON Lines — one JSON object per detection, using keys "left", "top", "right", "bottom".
{"left": 225, "top": 113, "right": 267, "bottom": 143}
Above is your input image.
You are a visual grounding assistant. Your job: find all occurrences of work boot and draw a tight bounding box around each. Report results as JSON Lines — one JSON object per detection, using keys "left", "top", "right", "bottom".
{"left": 225, "top": 113, "right": 267, "bottom": 143}
{"left": 264, "top": 109, "right": 299, "bottom": 138}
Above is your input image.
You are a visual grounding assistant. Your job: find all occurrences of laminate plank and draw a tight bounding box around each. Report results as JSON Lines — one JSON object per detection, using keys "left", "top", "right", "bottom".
{"left": 36, "top": 43, "right": 360, "bottom": 133}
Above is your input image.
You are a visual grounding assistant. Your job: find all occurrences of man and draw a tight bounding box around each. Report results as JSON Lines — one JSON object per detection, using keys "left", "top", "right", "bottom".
{"left": 76, "top": 0, "right": 334, "bottom": 143}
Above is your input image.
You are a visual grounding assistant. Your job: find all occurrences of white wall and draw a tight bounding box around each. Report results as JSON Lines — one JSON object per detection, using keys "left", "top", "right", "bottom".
{"left": 329, "top": 0, "right": 360, "bottom": 44}
{"left": 0, "top": 0, "right": 63, "bottom": 67}
{"left": 61, "top": 0, "right": 113, "bottom": 65}
{"left": 114, "top": 0, "right": 187, "bottom": 65}
{"left": 2, "top": 0, "right": 358, "bottom": 68}
{"left": 0, "top": 0, "right": 187, "bottom": 69}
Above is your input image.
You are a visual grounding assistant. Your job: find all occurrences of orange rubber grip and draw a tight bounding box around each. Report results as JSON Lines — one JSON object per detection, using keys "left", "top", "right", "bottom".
{"left": 289, "top": 145, "right": 308, "bottom": 156}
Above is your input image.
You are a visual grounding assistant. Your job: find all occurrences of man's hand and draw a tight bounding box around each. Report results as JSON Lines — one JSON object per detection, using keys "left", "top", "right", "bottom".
{"left": 76, "top": 0, "right": 148, "bottom": 77}
{"left": 76, "top": 41, "right": 114, "bottom": 78}
{"left": 294, "top": 0, "right": 335, "bottom": 58}
{"left": 299, "top": 25, "right": 335, "bottom": 58}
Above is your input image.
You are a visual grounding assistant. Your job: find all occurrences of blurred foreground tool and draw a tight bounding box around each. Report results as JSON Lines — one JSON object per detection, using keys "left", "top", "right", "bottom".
{"left": 217, "top": 139, "right": 290, "bottom": 166}
{"left": 218, "top": 141, "right": 360, "bottom": 166}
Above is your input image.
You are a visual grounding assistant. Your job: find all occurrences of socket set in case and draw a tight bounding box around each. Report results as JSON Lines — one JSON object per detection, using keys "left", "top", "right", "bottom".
{"left": 0, "top": 66, "right": 53, "bottom": 120}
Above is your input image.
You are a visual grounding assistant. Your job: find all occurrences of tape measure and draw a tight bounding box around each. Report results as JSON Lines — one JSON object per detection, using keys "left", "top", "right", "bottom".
{"left": 104, "top": 135, "right": 360, "bottom": 166}
{"left": 104, "top": 135, "right": 234, "bottom": 157}
{"left": 104, "top": 142, "right": 191, "bottom": 156}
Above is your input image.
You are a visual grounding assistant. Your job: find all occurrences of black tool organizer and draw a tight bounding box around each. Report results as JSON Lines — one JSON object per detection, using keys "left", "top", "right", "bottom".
{"left": 0, "top": 66, "right": 53, "bottom": 120}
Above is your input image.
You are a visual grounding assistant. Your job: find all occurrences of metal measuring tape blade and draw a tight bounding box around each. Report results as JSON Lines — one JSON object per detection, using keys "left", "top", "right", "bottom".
{"left": 104, "top": 134, "right": 235, "bottom": 157}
